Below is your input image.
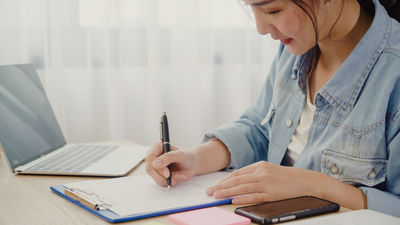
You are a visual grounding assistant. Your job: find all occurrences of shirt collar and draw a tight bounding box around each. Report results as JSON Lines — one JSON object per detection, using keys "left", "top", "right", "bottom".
{"left": 292, "top": 48, "right": 313, "bottom": 95}
{"left": 294, "top": 0, "right": 392, "bottom": 114}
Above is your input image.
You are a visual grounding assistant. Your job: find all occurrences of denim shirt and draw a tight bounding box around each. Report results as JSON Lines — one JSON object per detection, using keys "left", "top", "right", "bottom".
{"left": 202, "top": 0, "right": 400, "bottom": 217}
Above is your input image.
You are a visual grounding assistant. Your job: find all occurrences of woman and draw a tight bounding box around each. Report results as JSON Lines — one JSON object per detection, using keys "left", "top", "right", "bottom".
{"left": 145, "top": 0, "right": 400, "bottom": 217}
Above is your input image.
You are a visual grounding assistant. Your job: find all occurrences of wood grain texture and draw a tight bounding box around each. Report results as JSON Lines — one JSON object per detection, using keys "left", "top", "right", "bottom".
{"left": 0, "top": 141, "right": 348, "bottom": 225}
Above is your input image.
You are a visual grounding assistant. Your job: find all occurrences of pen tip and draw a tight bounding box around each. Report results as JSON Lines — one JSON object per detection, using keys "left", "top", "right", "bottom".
{"left": 168, "top": 185, "right": 171, "bottom": 189}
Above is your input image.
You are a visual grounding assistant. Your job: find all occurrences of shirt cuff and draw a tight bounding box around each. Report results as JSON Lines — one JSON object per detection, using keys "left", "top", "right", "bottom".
{"left": 201, "top": 123, "right": 255, "bottom": 170}
{"left": 359, "top": 186, "right": 400, "bottom": 218}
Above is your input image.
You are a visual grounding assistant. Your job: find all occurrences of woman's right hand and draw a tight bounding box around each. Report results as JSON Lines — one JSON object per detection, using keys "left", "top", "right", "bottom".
{"left": 145, "top": 141, "right": 198, "bottom": 187}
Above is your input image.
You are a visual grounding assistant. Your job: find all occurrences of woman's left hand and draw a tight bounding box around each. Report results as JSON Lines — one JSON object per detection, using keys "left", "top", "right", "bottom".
{"left": 206, "top": 161, "right": 326, "bottom": 205}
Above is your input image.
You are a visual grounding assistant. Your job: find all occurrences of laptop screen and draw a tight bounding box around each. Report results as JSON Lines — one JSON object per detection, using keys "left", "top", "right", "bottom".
{"left": 0, "top": 64, "right": 66, "bottom": 170}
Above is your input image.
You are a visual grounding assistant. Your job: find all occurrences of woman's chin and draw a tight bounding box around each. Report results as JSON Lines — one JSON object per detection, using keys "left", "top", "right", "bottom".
{"left": 285, "top": 44, "right": 312, "bottom": 56}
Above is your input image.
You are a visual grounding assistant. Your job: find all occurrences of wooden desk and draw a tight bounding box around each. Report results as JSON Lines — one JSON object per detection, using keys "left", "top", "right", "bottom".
{"left": 0, "top": 141, "right": 348, "bottom": 225}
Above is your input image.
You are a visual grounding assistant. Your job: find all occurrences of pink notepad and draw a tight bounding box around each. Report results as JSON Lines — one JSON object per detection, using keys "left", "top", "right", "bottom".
{"left": 168, "top": 207, "right": 251, "bottom": 225}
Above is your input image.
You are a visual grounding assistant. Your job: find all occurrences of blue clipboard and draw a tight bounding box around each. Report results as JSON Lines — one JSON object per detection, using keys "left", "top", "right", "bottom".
{"left": 50, "top": 185, "right": 233, "bottom": 223}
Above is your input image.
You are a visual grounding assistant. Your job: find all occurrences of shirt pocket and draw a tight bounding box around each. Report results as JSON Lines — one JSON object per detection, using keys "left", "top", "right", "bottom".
{"left": 321, "top": 149, "right": 387, "bottom": 187}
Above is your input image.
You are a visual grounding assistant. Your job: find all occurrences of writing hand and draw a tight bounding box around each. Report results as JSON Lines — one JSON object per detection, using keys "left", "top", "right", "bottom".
{"left": 145, "top": 141, "right": 198, "bottom": 187}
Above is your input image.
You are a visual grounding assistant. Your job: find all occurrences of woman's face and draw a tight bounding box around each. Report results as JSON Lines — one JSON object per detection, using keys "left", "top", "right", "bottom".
{"left": 245, "top": 0, "right": 318, "bottom": 55}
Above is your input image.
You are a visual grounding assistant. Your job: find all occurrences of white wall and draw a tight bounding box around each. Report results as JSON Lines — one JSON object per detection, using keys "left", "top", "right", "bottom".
{"left": 0, "top": 0, "right": 279, "bottom": 148}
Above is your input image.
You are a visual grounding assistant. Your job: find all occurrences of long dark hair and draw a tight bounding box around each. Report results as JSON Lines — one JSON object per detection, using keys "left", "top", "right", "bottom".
{"left": 291, "top": 0, "right": 400, "bottom": 83}
{"left": 359, "top": 0, "right": 400, "bottom": 22}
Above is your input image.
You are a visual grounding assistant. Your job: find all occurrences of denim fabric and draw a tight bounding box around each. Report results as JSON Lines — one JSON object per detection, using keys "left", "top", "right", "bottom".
{"left": 202, "top": 0, "right": 400, "bottom": 217}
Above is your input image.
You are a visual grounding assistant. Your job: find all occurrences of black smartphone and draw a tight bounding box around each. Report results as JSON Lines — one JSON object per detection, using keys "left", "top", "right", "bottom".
{"left": 234, "top": 196, "right": 339, "bottom": 224}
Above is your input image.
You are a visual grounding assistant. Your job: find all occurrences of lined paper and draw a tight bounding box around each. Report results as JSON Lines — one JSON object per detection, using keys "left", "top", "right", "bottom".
{"left": 65, "top": 171, "right": 230, "bottom": 217}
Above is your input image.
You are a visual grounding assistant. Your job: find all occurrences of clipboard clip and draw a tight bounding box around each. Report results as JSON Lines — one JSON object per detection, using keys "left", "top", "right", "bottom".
{"left": 64, "top": 188, "right": 112, "bottom": 210}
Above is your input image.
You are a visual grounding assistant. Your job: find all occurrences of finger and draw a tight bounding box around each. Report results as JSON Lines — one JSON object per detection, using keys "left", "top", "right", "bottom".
{"left": 207, "top": 174, "right": 261, "bottom": 196}
{"left": 145, "top": 164, "right": 168, "bottom": 187}
{"left": 145, "top": 141, "right": 180, "bottom": 160}
{"left": 159, "top": 167, "right": 171, "bottom": 178}
{"left": 145, "top": 142, "right": 163, "bottom": 172}
{"left": 217, "top": 161, "right": 274, "bottom": 186}
{"left": 146, "top": 141, "right": 163, "bottom": 158}
{"left": 152, "top": 150, "right": 188, "bottom": 170}
{"left": 212, "top": 183, "right": 260, "bottom": 199}
{"left": 145, "top": 141, "right": 184, "bottom": 187}
{"left": 147, "top": 161, "right": 171, "bottom": 181}
{"left": 145, "top": 145, "right": 168, "bottom": 186}
{"left": 150, "top": 151, "right": 189, "bottom": 186}
{"left": 216, "top": 164, "right": 260, "bottom": 184}
{"left": 232, "top": 193, "right": 274, "bottom": 205}
{"left": 171, "top": 172, "right": 190, "bottom": 186}
{"left": 170, "top": 144, "right": 180, "bottom": 151}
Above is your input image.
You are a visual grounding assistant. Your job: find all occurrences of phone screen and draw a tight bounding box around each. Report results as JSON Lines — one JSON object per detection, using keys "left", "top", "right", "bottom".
{"left": 236, "top": 196, "right": 337, "bottom": 218}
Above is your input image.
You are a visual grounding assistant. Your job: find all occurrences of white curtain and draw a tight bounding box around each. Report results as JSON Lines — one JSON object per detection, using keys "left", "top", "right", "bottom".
{"left": 0, "top": 0, "right": 278, "bottom": 147}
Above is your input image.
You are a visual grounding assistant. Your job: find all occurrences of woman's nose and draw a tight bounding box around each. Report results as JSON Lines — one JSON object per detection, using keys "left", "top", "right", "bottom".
{"left": 253, "top": 9, "right": 274, "bottom": 35}
{"left": 256, "top": 21, "right": 275, "bottom": 35}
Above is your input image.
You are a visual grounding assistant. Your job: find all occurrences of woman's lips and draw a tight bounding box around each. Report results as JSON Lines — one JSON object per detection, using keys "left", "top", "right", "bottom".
{"left": 280, "top": 38, "right": 292, "bottom": 45}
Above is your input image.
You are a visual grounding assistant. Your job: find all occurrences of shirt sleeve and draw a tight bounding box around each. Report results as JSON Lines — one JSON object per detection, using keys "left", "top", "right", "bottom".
{"left": 359, "top": 112, "right": 400, "bottom": 217}
{"left": 359, "top": 187, "right": 400, "bottom": 217}
{"left": 201, "top": 45, "right": 284, "bottom": 170}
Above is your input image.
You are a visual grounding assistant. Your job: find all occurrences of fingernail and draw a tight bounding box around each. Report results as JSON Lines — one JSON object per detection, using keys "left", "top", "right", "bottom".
{"left": 162, "top": 170, "right": 169, "bottom": 178}
{"left": 213, "top": 191, "right": 221, "bottom": 199}
{"left": 206, "top": 188, "right": 213, "bottom": 196}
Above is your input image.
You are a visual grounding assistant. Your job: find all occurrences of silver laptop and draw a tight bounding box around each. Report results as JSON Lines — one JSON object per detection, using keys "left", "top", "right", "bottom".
{"left": 0, "top": 64, "right": 147, "bottom": 176}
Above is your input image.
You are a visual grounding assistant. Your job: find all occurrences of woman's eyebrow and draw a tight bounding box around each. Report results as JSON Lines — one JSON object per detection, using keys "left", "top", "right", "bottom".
{"left": 244, "top": 0, "right": 275, "bottom": 6}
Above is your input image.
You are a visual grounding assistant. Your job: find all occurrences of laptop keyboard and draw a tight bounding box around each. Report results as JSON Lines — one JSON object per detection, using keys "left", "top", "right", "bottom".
{"left": 27, "top": 145, "right": 118, "bottom": 172}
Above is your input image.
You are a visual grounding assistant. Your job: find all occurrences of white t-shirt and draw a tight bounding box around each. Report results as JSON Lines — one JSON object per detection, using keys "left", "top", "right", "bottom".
{"left": 285, "top": 87, "right": 316, "bottom": 166}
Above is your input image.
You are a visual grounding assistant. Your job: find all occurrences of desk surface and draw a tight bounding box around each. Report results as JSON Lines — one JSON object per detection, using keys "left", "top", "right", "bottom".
{"left": 0, "top": 141, "right": 348, "bottom": 225}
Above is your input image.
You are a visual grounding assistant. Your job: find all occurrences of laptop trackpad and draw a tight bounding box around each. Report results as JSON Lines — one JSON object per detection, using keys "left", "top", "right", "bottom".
{"left": 83, "top": 146, "right": 148, "bottom": 176}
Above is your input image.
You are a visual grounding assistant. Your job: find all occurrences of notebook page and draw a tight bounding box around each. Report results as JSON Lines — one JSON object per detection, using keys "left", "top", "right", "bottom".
{"left": 64, "top": 171, "right": 231, "bottom": 217}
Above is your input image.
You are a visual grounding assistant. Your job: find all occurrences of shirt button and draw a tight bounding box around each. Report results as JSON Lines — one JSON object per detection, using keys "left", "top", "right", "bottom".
{"left": 368, "top": 169, "right": 376, "bottom": 179}
{"left": 330, "top": 163, "right": 339, "bottom": 174}
{"left": 285, "top": 119, "right": 293, "bottom": 127}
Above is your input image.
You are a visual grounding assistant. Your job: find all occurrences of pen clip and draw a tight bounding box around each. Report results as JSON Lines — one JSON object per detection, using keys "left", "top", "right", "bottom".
{"left": 160, "top": 113, "right": 170, "bottom": 143}
{"left": 160, "top": 116, "right": 164, "bottom": 142}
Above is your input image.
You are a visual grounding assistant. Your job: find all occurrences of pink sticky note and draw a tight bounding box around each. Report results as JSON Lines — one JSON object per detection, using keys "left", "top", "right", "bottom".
{"left": 168, "top": 207, "right": 251, "bottom": 225}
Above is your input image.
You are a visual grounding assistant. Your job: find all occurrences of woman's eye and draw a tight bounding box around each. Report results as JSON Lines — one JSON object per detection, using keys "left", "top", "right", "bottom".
{"left": 266, "top": 10, "right": 280, "bottom": 15}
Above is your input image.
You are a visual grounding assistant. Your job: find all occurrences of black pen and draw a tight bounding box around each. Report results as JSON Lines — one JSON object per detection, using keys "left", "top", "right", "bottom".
{"left": 160, "top": 112, "right": 172, "bottom": 188}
